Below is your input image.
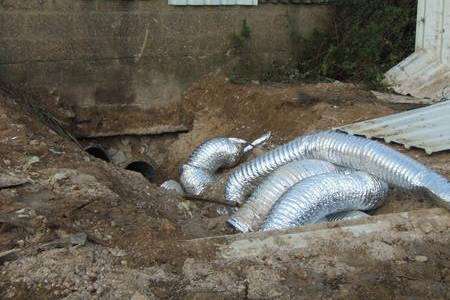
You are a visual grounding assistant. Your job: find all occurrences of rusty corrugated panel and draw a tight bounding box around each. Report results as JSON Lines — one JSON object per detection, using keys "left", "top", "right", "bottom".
{"left": 338, "top": 101, "right": 450, "bottom": 154}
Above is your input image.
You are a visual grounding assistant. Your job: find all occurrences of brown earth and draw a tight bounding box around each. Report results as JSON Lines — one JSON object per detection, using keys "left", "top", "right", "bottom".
{"left": 90, "top": 73, "right": 448, "bottom": 212}
{"left": 0, "top": 74, "right": 449, "bottom": 299}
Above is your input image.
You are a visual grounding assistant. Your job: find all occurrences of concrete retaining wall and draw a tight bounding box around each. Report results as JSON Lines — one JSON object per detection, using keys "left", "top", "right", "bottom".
{"left": 0, "top": 0, "right": 333, "bottom": 137}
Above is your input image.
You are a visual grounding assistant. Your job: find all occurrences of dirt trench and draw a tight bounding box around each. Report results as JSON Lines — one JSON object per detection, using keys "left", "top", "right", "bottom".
{"left": 1, "top": 74, "right": 449, "bottom": 299}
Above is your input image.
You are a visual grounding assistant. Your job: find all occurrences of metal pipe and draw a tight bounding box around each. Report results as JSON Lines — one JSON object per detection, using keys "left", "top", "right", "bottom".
{"left": 225, "top": 131, "right": 450, "bottom": 209}
{"left": 261, "top": 171, "right": 388, "bottom": 231}
{"left": 160, "top": 180, "right": 185, "bottom": 196}
{"left": 317, "top": 211, "right": 370, "bottom": 223}
{"left": 180, "top": 134, "right": 270, "bottom": 198}
{"left": 227, "top": 159, "right": 339, "bottom": 233}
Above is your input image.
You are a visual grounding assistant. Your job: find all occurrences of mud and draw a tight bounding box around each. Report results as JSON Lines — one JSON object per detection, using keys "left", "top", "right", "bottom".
{"left": 0, "top": 74, "right": 449, "bottom": 299}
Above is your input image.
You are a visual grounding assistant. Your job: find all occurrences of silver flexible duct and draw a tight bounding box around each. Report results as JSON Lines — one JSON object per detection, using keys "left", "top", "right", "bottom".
{"left": 317, "top": 211, "right": 370, "bottom": 223}
{"left": 160, "top": 180, "right": 185, "bottom": 196}
{"left": 261, "top": 171, "right": 388, "bottom": 231}
{"left": 225, "top": 131, "right": 450, "bottom": 209}
{"left": 180, "top": 134, "right": 271, "bottom": 198}
{"left": 227, "top": 159, "right": 339, "bottom": 233}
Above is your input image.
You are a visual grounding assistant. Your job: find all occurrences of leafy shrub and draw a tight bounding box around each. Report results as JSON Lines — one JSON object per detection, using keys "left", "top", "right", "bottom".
{"left": 297, "top": 0, "right": 417, "bottom": 88}
{"left": 230, "top": 19, "right": 258, "bottom": 83}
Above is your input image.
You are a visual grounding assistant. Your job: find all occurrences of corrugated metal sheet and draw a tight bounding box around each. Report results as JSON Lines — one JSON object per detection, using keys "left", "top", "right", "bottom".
{"left": 385, "top": 0, "right": 450, "bottom": 100}
{"left": 338, "top": 100, "right": 450, "bottom": 154}
{"left": 168, "top": 0, "right": 257, "bottom": 5}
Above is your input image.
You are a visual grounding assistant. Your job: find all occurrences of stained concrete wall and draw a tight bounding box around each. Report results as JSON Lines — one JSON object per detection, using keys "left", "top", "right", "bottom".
{"left": 0, "top": 0, "right": 333, "bottom": 137}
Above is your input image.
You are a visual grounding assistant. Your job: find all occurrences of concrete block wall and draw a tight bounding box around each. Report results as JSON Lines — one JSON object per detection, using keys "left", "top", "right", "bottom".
{"left": 0, "top": 0, "right": 333, "bottom": 137}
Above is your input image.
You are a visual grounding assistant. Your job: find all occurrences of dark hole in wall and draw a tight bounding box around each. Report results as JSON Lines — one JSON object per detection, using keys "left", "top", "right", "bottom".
{"left": 125, "top": 161, "right": 156, "bottom": 182}
{"left": 85, "top": 146, "right": 110, "bottom": 162}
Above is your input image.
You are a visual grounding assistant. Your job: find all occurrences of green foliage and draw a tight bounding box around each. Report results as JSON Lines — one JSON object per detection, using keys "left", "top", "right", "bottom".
{"left": 230, "top": 19, "right": 257, "bottom": 83}
{"left": 297, "top": 0, "right": 416, "bottom": 88}
{"left": 231, "top": 19, "right": 252, "bottom": 52}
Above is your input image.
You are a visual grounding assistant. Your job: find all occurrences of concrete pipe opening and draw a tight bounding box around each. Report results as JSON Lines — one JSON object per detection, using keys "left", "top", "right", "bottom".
{"left": 85, "top": 146, "right": 110, "bottom": 162}
{"left": 125, "top": 161, "right": 156, "bottom": 182}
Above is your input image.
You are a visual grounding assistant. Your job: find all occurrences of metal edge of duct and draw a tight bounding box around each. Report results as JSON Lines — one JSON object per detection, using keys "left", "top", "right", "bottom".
{"left": 337, "top": 100, "right": 450, "bottom": 155}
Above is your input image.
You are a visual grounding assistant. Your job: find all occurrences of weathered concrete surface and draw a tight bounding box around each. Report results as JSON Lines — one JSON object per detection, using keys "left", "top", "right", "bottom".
{"left": 176, "top": 208, "right": 450, "bottom": 298}
{"left": 2, "top": 206, "right": 448, "bottom": 299}
{"left": 0, "top": 0, "right": 333, "bottom": 137}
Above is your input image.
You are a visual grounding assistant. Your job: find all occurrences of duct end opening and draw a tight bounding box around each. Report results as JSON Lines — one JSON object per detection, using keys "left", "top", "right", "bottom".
{"left": 85, "top": 146, "right": 110, "bottom": 162}
{"left": 125, "top": 161, "right": 156, "bottom": 182}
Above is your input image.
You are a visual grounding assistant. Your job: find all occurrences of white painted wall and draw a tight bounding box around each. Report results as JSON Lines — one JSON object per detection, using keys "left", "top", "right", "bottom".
{"left": 385, "top": 0, "right": 450, "bottom": 99}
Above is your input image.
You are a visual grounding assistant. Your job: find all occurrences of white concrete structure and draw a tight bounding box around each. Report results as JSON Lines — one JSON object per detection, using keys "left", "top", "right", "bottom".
{"left": 385, "top": 0, "right": 450, "bottom": 99}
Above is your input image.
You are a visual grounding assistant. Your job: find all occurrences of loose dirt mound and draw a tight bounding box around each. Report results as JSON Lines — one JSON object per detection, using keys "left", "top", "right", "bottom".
{"left": 1, "top": 75, "right": 449, "bottom": 299}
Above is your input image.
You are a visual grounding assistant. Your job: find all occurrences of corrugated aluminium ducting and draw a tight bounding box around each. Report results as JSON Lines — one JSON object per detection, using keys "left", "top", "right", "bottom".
{"left": 228, "top": 159, "right": 339, "bottom": 233}
{"left": 225, "top": 131, "right": 450, "bottom": 209}
{"left": 180, "top": 134, "right": 271, "bottom": 198}
{"left": 261, "top": 171, "right": 388, "bottom": 231}
{"left": 160, "top": 180, "right": 185, "bottom": 196}
{"left": 318, "top": 211, "right": 370, "bottom": 223}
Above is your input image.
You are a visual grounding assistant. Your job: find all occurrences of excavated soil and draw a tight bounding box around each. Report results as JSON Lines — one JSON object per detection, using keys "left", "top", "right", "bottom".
{"left": 90, "top": 73, "right": 448, "bottom": 212}
{"left": 1, "top": 74, "right": 449, "bottom": 299}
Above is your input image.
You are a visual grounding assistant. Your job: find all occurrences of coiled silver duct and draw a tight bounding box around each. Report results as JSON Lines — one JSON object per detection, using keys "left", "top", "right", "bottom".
{"left": 261, "top": 171, "right": 388, "bottom": 231}
{"left": 227, "top": 159, "right": 339, "bottom": 233}
{"left": 225, "top": 131, "right": 450, "bottom": 209}
{"left": 181, "top": 133, "right": 271, "bottom": 198}
{"left": 160, "top": 180, "right": 185, "bottom": 196}
{"left": 317, "top": 211, "right": 370, "bottom": 223}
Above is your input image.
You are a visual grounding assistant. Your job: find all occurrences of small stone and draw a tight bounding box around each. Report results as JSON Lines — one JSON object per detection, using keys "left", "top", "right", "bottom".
{"left": 131, "top": 291, "right": 149, "bottom": 300}
{"left": 160, "top": 219, "right": 176, "bottom": 234}
{"left": 16, "top": 208, "right": 26, "bottom": 214}
{"left": 0, "top": 174, "right": 29, "bottom": 189}
{"left": 87, "top": 285, "right": 96, "bottom": 293}
{"left": 17, "top": 240, "right": 25, "bottom": 247}
{"left": 87, "top": 272, "right": 97, "bottom": 281}
{"left": 96, "top": 287, "right": 104, "bottom": 295}
{"left": 419, "top": 222, "right": 433, "bottom": 234}
{"left": 121, "top": 260, "right": 128, "bottom": 266}
{"left": 109, "top": 247, "right": 127, "bottom": 257}
{"left": 111, "top": 150, "right": 127, "bottom": 165}
{"left": 49, "top": 147, "right": 64, "bottom": 155}
{"left": 49, "top": 171, "right": 70, "bottom": 185}
{"left": 415, "top": 255, "right": 428, "bottom": 263}
{"left": 26, "top": 156, "right": 40, "bottom": 165}
{"left": 70, "top": 233, "right": 87, "bottom": 246}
